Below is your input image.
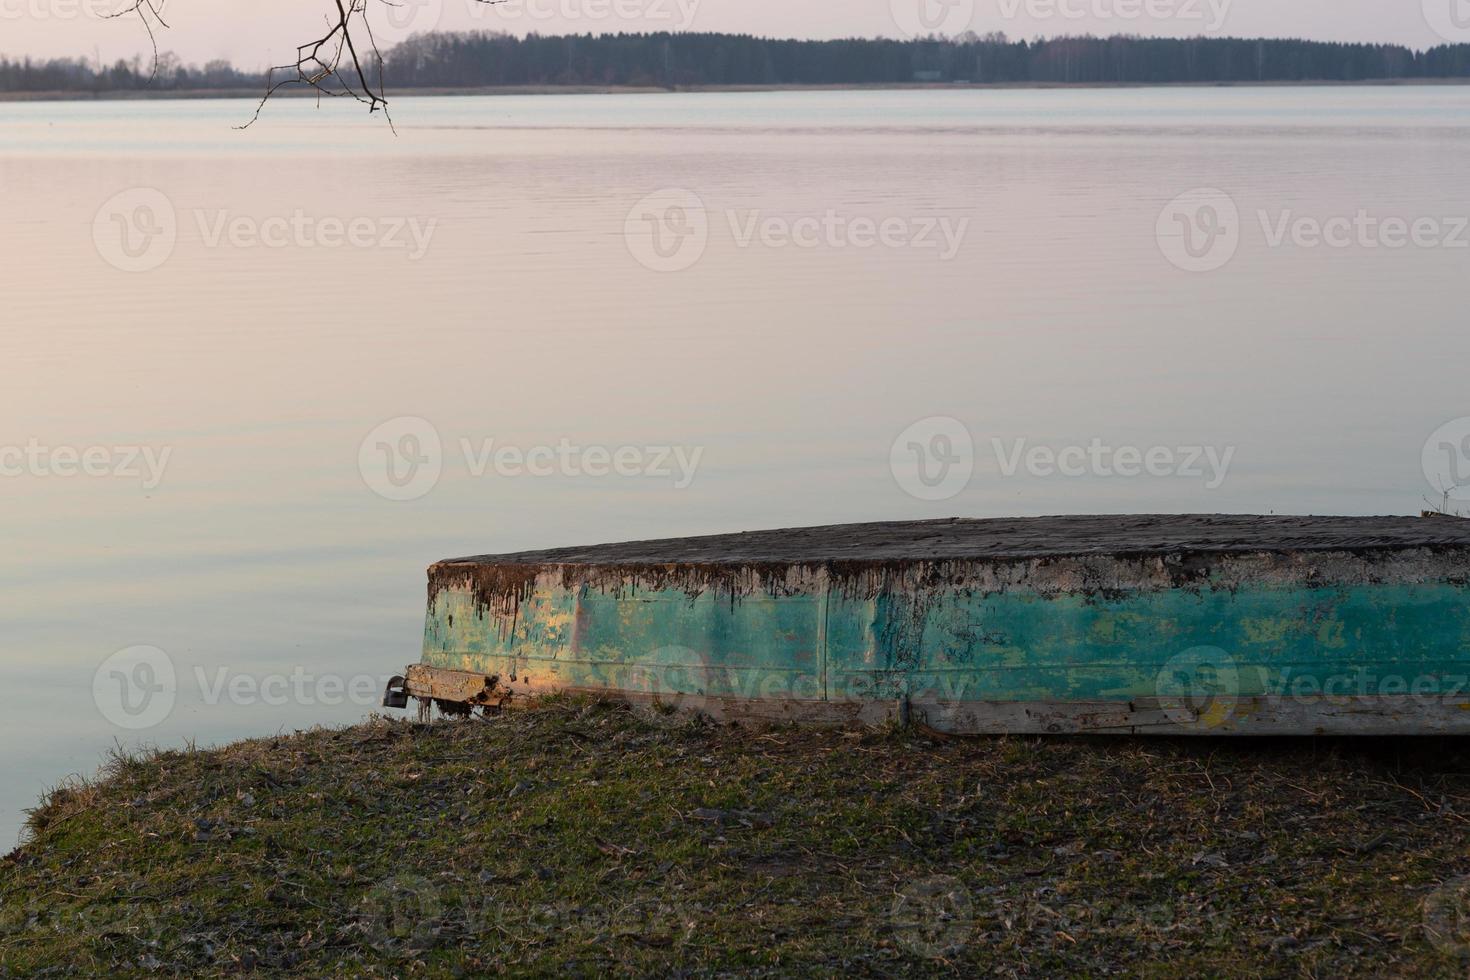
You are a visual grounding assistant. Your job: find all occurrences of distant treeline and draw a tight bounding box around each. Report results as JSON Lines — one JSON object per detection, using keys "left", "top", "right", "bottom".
{"left": 0, "top": 52, "right": 252, "bottom": 93}
{"left": 384, "top": 32, "right": 1470, "bottom": 87}
{"left": 6, "top": 32, "right": 1470, "bottom": 93}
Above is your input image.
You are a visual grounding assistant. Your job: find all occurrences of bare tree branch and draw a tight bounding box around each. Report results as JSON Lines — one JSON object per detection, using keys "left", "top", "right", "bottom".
{"left": 240, "top": 0, "right": 394, "bottom": 130}
{"left": 238, "top": 0, "right": 507, "bottom": 130}
{"left": 100, "top": 0, "right": 170, "bottom": 85}
{"left": 105, "top": 0, "right": 507, "bottom": 129}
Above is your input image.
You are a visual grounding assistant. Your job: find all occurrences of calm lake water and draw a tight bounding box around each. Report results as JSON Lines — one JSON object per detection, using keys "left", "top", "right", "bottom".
{"left": 3, "top": 87, "right": 1469, "bottom": 846}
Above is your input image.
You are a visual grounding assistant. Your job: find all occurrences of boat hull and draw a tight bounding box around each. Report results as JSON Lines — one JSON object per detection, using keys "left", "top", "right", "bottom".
{"left": 401, "top": 521, "right": 1470, "bottom": 735}
{"left": 398, "top": 664, "right": 1470, "bottom": 735}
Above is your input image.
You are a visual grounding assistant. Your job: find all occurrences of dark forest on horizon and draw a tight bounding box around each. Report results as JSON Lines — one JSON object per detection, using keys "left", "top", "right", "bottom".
{"left": 6, "top": 31, "right": 1470, "bottom": 93}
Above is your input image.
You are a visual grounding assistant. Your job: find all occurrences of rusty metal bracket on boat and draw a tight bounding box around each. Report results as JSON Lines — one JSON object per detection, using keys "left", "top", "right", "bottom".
{"left": 386, "top": 664, "right": 508, "bottom": 716}
{"left": 382, "top": 675, "right": 409, "bottom": 710}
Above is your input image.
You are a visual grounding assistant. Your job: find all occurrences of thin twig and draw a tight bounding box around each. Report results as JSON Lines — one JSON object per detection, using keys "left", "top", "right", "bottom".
{"left": 236, "top": 0, "right": 510, "bottom": 130}
{"left": 99, "top": 0, "right": 170, "bottom": 85}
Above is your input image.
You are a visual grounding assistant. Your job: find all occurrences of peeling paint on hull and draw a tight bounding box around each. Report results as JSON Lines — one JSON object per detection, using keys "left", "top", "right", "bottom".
{"left": 396, "top": 516, "right": 1470, "bottom": 734}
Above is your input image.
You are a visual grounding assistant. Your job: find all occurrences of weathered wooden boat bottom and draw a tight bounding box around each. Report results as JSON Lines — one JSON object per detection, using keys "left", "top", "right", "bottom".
{"left": 392, "top": 664, "right": 1470, "bottom": 736}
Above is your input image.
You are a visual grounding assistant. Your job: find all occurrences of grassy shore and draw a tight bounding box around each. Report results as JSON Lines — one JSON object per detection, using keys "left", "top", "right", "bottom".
{"left": 5, "top": 697, "right": 1470, "bottom": 976}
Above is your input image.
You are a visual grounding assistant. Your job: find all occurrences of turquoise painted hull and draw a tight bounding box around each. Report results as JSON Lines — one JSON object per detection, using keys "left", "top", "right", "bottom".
{"left": 416, "top": 575, "right": 1470, "bottom": 734}
{"left": 425, "top": 580, "right": 1470, "bottom": 705}
{"left": 396, "top": 517, "right": 1470, "bottom": 734}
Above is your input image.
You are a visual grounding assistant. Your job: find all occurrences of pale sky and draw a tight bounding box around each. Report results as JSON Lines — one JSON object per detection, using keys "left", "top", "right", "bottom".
{"left": 0, "top": 0, "right": 1458, "bottom": 67}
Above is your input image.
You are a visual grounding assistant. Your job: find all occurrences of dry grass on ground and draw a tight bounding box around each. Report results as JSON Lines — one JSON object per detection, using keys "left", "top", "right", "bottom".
{"left": 5, "top": 697, "right": 1470, "bottom": 976}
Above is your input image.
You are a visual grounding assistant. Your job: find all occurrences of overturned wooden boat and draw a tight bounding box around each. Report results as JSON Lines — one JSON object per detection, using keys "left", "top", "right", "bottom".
{"left": 384, "top": 515, "right": 1470, "bottom": 735}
